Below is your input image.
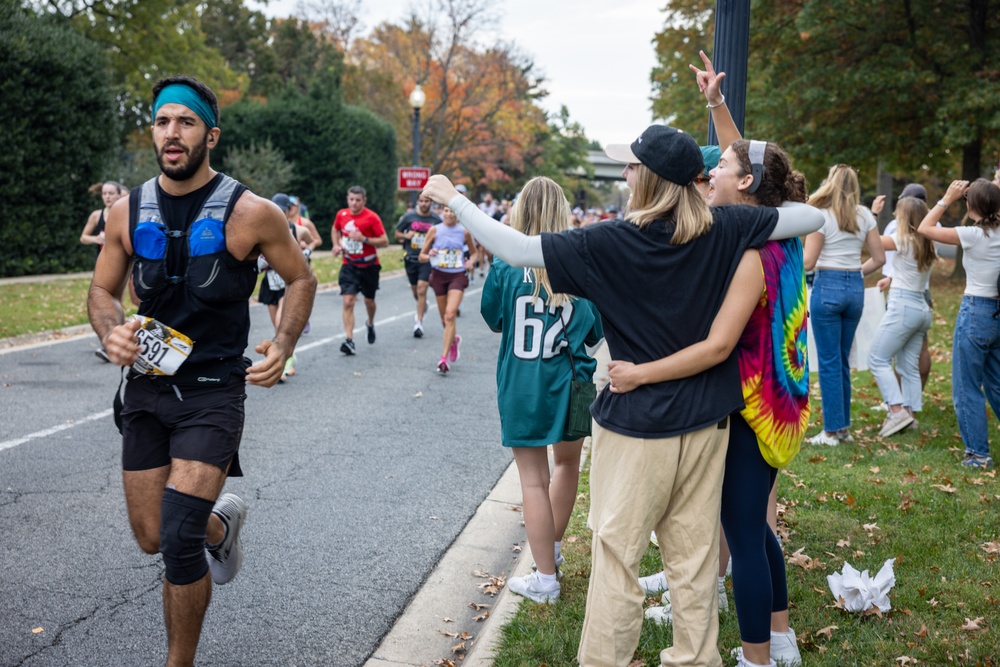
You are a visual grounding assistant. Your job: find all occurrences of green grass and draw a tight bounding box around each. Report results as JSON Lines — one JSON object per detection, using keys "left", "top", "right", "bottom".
{"left": 0, "top": 247, "right": 406, "bottom": 339}
{"left": 493, "top": 266, "right": 1000, "bottom": 667}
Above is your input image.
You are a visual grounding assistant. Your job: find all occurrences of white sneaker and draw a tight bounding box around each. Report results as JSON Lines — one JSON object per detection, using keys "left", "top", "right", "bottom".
{"left": 879, "top": 410, "right": 914, "bottom": 437}
{"left": 658, "top": 579, "right": 729, "bottom": 613}
{"left": 507, "top": 571, "right": 559, "bottom": 604}
{"left": 732, "top": 648, "right": 777, "bottom": 667}
{"left": 770, "top": 628, "right": 802, "bottom": 666}
{"left": 639, "top": 570, "right": 668, "bottom": 595}
{"left": 873, "top": 401, "right": 889, "bottom": 411}
{"left": 836, "top": 428, "right": 854, "bottom": 443}
{"left": 806, "top": 431, "right": 839, "bottom": 446}
{"left": 644, "top": 601, "right": 673, "bottom": 625}
{"left": 205, "top": 493, "right": 248, "bottom": 585}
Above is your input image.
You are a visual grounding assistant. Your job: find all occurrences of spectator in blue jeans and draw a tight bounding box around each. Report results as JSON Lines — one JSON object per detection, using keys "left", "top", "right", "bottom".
{"left": 867, "top": 195, "right": 935, "bottom": 437}
{"left": 803, "top": 165, "right": 885, "bottom": 445}
{"left": 918, "top": 178, "right": 1000, "bottom": 469}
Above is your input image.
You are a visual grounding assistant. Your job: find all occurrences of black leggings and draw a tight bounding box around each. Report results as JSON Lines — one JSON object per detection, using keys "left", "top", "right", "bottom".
{"left": 720, "top": 413, "right": 788, "bottom": 643}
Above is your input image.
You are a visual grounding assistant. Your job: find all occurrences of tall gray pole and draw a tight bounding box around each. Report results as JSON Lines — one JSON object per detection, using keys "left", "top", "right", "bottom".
{"left": 707, "top": 0, "right": 750, "bottom": 145}
{"left": 411, "top": 107, "right": 421, "bottom": 208}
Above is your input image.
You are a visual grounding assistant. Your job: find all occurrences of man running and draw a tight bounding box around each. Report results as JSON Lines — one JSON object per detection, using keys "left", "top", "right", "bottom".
{"left": 87, "top": 75, "right": 316, "bottom": 667}
{"left": 332, "top": 185, "right": 388, "bottom": 354}
{"left": 395, "top": 193, "right": 440, "bottom": 337}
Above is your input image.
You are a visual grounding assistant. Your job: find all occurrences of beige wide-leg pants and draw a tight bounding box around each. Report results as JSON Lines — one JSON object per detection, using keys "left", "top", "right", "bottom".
{"left": 577, "top": 419, "right": 729, "bottom": 667}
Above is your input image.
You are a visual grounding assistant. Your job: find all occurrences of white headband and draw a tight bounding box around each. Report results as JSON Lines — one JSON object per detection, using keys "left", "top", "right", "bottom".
{"left": 748, "top": 140, "right": 767, "bottom": 194}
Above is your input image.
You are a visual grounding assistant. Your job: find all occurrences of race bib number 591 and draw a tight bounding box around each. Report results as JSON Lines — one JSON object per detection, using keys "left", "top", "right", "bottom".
{"left": 131, "top": 316, "right": 194, "bottom": 376}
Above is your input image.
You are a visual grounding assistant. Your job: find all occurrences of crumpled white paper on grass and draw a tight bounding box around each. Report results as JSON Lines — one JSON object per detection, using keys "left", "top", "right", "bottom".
{"left": 827, "top": 559, "right": 896, "bottom": 613}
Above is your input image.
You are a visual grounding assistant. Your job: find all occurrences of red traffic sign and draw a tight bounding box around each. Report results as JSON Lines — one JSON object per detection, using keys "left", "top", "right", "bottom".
{"left": 398, "top": 167, "right": 430, "bottom": 191}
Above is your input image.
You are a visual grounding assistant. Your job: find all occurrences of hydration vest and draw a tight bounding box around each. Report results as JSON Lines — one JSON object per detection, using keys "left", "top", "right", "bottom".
{"left": 129, "top": 174, "right": 258, "bottom": 373}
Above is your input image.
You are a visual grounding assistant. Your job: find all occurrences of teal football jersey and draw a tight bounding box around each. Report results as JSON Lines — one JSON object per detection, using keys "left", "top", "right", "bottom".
{"left": 481, "top": 259, "right": 603, "bottom": 447}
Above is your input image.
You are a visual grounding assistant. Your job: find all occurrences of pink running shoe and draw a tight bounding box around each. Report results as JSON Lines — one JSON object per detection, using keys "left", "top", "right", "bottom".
{"left": 437, "top": 356, "right": 450, "bottom": 374}
{"left": 448, "top": 335, "right": 461, "bottom": 362}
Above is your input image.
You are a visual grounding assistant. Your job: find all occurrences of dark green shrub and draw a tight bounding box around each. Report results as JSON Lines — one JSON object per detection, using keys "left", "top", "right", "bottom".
{"left": 0, "top": 5, "right": 119, "bottom": 276}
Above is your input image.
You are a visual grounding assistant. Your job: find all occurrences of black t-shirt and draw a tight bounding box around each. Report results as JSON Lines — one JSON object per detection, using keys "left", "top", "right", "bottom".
{"left": 396, "top": 211, "right": 441, "bottom": 260}
{"left": 541, "top": 205, "right": 778, "bottom": 438}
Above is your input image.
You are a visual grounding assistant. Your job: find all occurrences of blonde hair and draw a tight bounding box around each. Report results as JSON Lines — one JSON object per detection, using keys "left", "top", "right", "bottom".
{"left": 508, "top": 177, "right": 573, "bottom": 308}
{"left": 894, "top": 196, "right": 936, "bottom": 272}
{"left": 626, "top": 163, "right": 713, "bottom": 244}
{"left": 808, "top": 164, "right": 862, "bottom": 234}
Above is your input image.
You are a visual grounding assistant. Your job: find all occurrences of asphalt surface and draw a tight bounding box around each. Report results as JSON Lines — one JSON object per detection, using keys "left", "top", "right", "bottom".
{"left": 0, "top": 270, "right": 524, "bottom": 667}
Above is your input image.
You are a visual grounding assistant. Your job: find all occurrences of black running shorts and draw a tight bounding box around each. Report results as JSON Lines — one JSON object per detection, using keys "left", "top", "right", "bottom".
{"left": 339, "top": 263, "right": 381, "bottom": 299}
{"left": 120, "top": 371, "right": 246, "bottom": 476}
{"left": 404, "top": 259, "right": 432, "bottom": 286}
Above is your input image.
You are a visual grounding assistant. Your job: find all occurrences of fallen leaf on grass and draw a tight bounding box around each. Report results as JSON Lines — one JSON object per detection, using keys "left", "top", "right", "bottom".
{"left": 981, "top": 541, "right": 1000, "bottom": 554}
{"left": 565, "top": 535, "right": 579, "bottom": 543}
{"left": 915, "top": 624, "right": 928, "bottom": 637}
{"left": 960, "top": 617, "right": 985, "bottom": 631}
{"left": 808, "top": 455, "right": 826, "bottom": 463}
{"left": 931, "top": 484, "right": 957, "bottom": 493}
{"left": 895, "top": 657, "right": 918, "bottom": 666}
{"left": 901, "top": 470, "right": 920, "bottom": 484}
{"left": 815, "top": 625, "right": 838, "bottom": 639}
{"left": 863, "top": 523, "right": 879, "bottom": 535}
{"left": 870, "top": 466, "right": 881, "bottom": 474}
{"left": 837, "top": 538, "right": 850, "bottom": 548}
{"left": 927, "top": 597, "right": 940, "bottom": 608}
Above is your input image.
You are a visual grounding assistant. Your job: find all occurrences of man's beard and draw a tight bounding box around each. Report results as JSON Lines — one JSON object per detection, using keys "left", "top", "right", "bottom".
{"left": 156, "top": 134, "right": 209, "bottom": 182}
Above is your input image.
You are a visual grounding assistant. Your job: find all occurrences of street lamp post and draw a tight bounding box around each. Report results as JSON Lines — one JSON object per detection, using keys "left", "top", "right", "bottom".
{"left": 707, "top": 0, "right": 751, "bottom": 145}
{"left": 409, "top": 84, "right": 426, "bottom": 208}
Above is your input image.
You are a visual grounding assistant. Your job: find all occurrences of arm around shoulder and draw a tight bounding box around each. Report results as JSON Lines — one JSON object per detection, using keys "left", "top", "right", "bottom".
{"left": 607, "top": 249, "right": 763, "bottom": 392}
{"left": 771, "top": 202, "right": 824, "bottom": 240}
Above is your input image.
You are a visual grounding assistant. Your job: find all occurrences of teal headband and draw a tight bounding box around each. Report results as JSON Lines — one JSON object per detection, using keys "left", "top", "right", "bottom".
{"left": 153, "top": 84, "right": 217, "bottom": 129}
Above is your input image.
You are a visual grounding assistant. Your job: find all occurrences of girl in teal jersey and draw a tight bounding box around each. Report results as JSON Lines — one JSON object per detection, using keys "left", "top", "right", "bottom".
{"left": 480, "top": 177, "right": 603, "bottom": 603}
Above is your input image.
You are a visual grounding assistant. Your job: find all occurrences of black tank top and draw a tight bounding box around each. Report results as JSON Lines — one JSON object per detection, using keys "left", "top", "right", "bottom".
{"left": 129, "top": 174, "right": 258, "bottom": 383}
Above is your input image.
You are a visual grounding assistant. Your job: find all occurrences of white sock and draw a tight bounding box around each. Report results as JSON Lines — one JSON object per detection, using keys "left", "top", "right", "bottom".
{"left": 536, "top": 571, "right": 558, "bottom": 588}
{"left": 554, "top": 541, "right": 562, "bottom": 561}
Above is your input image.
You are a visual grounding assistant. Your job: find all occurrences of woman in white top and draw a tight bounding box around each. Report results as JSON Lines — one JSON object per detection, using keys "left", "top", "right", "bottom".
{"left": 919, "top": 179, "right": 1000, "bottom": 469}
{"left": 867, "top": 196, "right": 935, "bottom": 437}
{"left": 803, "top": 165, "right": 885, "bottom": 445}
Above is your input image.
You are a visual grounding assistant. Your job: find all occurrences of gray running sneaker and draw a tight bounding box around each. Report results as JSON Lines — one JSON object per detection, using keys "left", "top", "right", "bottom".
{"left": 206, "top": 493, "right": 248, "bottom": 585}
{"left": 95, "top": 348, "right": 111, "bottom": 363}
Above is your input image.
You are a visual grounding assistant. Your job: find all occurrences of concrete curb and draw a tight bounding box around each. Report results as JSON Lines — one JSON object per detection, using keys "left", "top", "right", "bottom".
{"left": 363, "top": 460, "right": 530, "bottom": 667}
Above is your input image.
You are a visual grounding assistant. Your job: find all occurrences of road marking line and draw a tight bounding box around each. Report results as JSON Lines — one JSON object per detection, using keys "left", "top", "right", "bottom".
{"left": 0, "top": 409, "right": 114, "bottom": 452}
{"left": 0, "top": 285, "right": 485, "bottom": 452}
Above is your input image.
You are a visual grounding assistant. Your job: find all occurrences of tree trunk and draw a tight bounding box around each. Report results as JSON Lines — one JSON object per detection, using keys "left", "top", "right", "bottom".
{"left": 950, "top": 135, "right": 983, "bottom": 280}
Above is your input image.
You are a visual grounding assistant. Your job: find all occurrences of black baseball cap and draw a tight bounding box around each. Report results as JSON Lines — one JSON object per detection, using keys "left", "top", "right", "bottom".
{"left": 898, "top": 183, "right": 927, "bottom": 201}
{"left": 605, "top": 125, "right": 704, "bottom": 185}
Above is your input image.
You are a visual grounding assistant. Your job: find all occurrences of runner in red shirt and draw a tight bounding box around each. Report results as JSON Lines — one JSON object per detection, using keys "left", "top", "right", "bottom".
{"left": 331, "top": 185, "right": 388, "bottom": 354}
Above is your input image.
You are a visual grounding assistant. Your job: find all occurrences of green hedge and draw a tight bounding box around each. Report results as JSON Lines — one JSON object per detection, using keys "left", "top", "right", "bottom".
{"left": 219, "top": 90, "right": 397, "bottom": 242}
{"left": 0, "top": 6, "right": 119, "bottom": 277}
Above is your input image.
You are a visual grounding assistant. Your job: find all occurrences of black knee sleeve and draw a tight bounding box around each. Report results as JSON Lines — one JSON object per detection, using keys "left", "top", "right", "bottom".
{"left": 160, "top": 488, "right": 213, "bottom": 585}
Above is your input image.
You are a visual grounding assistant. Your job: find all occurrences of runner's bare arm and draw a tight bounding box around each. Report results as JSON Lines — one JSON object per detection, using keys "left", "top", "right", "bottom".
{"left": 418, "top": 226, "right": 438, "bottom": 262}
{"left": 87, "top": 195, "right": 140, "bottom": 365}
{"left": 80, "top": 209, "right": 102, "bottom": 245}
{"left": 243, "top": 196, "right": 317, "bottom": 387}
{"left": 607, "top": 249, "right": 763, "bottom": 393}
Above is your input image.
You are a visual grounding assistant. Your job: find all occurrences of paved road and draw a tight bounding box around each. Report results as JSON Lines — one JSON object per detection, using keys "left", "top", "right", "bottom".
{"left": 0, "top": 271, "right": 515, "bottom": 667}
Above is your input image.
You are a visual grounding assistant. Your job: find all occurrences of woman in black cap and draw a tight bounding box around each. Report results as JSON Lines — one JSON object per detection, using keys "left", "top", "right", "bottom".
{"left": 422, "top": 125, "right": 822, "bottom": 667}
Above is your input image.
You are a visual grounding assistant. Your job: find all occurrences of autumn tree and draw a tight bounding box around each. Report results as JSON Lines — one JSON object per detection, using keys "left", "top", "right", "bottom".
{"left": 651, "top": 0, "right": 1000, "bottom": 188}
{"left": 343, "top": 0, "right": 550, "bottom": 192}
{"left": 28, "top": 0, "right": 241, "bottom": 130}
